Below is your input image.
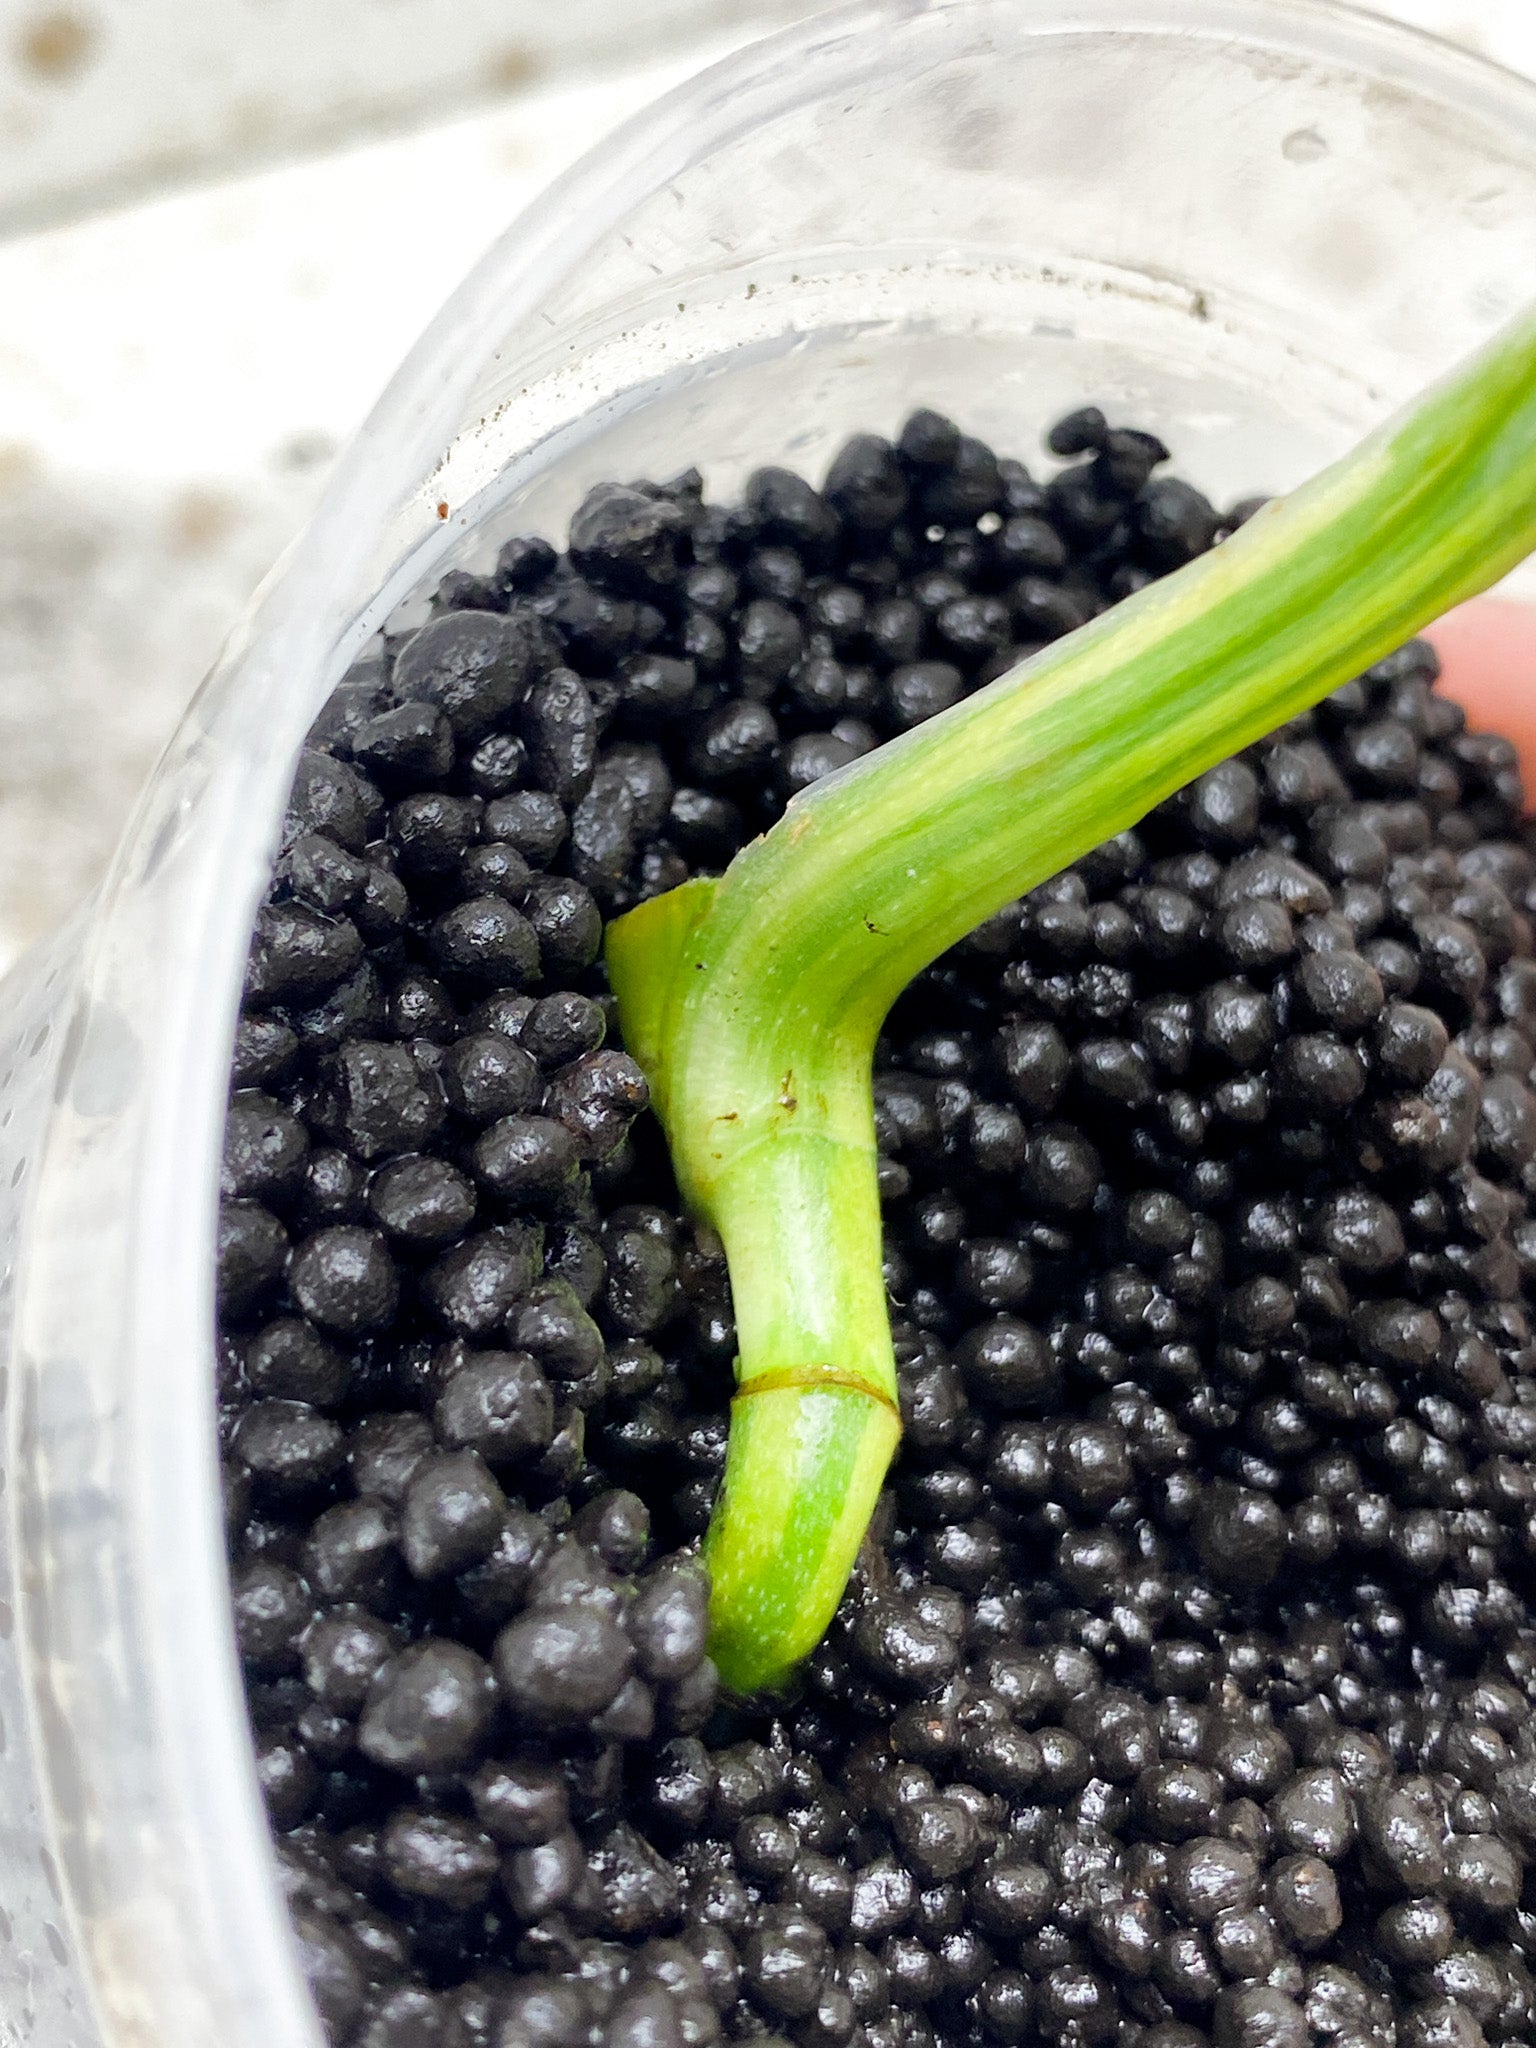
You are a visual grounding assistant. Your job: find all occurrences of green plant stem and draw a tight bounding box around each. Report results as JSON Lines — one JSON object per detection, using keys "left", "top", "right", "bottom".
{"left": 607, "top": 303, "right": 1536, "bottom": 1698}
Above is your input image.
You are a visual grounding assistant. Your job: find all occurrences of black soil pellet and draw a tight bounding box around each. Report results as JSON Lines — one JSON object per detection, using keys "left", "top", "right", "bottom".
{"left": 220, "top": 406, "right": 1536, "bottom": 2048}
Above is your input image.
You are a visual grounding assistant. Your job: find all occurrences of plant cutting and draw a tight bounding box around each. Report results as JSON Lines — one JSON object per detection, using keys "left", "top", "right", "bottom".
{"left": 607, "top": 302, "right": 1536, "bottom": 1697}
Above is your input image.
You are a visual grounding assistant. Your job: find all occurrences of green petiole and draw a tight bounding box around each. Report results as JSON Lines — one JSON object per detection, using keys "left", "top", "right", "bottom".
{"left": 607, "top": 303, "right": 1536, "bottom": 1698}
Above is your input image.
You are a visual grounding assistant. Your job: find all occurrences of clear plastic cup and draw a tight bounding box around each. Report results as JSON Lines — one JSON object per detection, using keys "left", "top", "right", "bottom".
{"left": 0, "top": 3, "right": 1531, "bottom": 2041}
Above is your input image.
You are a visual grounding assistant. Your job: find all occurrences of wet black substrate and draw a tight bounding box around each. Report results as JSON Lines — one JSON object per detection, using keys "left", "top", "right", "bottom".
{"left": 219, "top": 404, "right": 1536, "bottom": 2048}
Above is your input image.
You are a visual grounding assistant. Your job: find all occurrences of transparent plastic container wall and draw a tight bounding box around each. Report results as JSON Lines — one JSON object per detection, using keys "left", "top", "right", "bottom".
{"left": 0, "top": 2, "right": 1530, "bottom": 2043}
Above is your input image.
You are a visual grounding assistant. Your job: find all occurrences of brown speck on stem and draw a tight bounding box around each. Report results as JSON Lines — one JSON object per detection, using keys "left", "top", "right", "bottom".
{"left": 170, "top": 487, "right": 238, "bottom": 554}
{"left": 18, "top": 8, "right": 95, "bottom": 81}
{"left": 485, "top": 43, "right": 537, "bottom": 91}
{"left": 436, "top": 501, "right": 450, "bottom": 521}
{"left": 0, "top": 443, "right": 38, "bottom": 494}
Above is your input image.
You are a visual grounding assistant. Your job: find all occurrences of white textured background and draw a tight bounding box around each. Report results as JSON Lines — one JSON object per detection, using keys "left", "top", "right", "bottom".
{"left": 0, "top": 0, "right": 1526, "bottom": 972}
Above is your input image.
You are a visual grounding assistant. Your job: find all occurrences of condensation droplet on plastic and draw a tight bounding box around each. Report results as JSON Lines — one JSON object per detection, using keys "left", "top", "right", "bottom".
{"left": 1283, "top": 126, "right": 1328, "bottom": 163}
{"left": 1466, "top": 185, "right": 1510, "bottom": 228}
{"left": 1471, "top": 282, "right": 1516, "bottom": 323}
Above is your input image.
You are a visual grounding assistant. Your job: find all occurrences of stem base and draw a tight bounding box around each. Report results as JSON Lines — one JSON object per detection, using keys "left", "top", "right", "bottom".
{"left": 704, "top": 1381, "right": 902, "bottom": 1697}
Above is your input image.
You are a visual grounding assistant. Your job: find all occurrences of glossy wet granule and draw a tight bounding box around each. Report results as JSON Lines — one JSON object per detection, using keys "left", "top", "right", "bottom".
{"left": 220, "top": 405, "right": 1536, "bottom": 2048}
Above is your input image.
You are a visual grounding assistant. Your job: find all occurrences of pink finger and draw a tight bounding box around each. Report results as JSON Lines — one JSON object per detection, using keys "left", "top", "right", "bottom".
{"left": 1425, "top": 598, "right": 1536, "bottom": 806}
